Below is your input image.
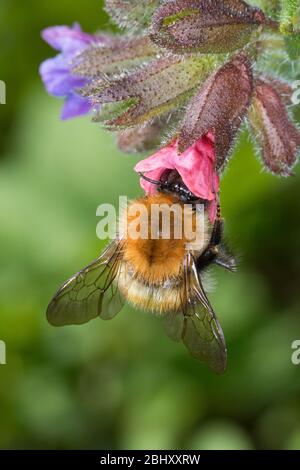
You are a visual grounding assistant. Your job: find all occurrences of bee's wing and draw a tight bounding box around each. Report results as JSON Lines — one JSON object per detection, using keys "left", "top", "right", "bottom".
{"left": 46, "top": 241, "right": 125, "bottom": 326}
{"left": 164, "top": 252, "right": 227, "bottom": 374}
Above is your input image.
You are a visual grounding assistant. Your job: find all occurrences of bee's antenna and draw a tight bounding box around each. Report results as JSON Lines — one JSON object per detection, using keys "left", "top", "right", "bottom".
{"left": 138, "top": 172, "right": 166, "bottom": 187}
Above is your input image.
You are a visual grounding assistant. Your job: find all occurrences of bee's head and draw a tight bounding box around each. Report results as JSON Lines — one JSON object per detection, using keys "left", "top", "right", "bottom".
{"left": 139, "top": 170, "right": 201, "bottom": 204}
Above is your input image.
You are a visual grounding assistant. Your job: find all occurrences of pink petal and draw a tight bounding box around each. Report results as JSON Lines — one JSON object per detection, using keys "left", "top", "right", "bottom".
{"left": 174, "top": 143, "right": 216, "bottom": 200}
{"left": 208, "top": 200, "right": 218, "bottom": 224}
{"left": 134, "top": 141, "right": 177, "bottom": 173}
{"left": 135, "top": 134, "right": 220, "bottom": 223}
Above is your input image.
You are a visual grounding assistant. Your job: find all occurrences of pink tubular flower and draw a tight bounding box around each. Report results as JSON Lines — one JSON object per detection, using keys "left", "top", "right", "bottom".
{"left": 134, "top": 133, "right": 220, "bottom": 222}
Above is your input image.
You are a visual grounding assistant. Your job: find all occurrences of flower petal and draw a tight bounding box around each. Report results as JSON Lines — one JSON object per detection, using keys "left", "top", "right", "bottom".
{"left": 135, "top": 141, "right": 178, "bottom": 172}
{"left": 61, "top": 92, "right": 92, "bottom": 120}
{"left": 135, "top": 134, "right": 220, "bottom": 222}
{"left": 41, "top": 24, "right": 94, "bottom": 54}
{"left": 39, "top": 55, "right": 87, "bottom": 97}
{"left": 174, "top": 138, "right": 219, "bottom": 200}
{"left": 40, "top": 23, "right": 101, "bottom": 119}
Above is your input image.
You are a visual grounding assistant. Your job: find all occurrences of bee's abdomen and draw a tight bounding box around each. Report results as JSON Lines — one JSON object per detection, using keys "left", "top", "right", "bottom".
{"left": 117, "top": 262, "right": 183, "bottom": 314}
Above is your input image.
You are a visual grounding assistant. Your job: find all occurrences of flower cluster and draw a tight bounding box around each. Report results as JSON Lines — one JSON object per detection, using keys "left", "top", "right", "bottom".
{"left": 40, "top": 0, "right": 300, "bottom": 219}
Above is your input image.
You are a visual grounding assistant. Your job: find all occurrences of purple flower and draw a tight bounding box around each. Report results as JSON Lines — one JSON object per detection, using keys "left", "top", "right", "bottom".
{"left": 40, "top": 23, "right": 105, "bottom": 119}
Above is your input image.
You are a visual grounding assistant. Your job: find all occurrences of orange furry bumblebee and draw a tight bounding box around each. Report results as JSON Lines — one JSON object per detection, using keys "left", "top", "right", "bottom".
{"left": 47, "top": 171, "right": 236, "bottom": 373}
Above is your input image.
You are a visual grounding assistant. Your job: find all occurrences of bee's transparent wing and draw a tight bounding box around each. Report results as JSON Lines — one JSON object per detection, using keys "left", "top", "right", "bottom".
{"left": 164, "top": 252, "right": 227, "bottom": 374}
{"left": 46, "top": 241, "right": 125, "bottom": 326}
{"left": 163, "top": 310, "right": 184, "bottom": 343}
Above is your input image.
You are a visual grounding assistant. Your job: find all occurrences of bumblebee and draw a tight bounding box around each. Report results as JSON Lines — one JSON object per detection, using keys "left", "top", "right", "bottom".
{"left": 47, "top": 170, "right": 236, "bottom": 373}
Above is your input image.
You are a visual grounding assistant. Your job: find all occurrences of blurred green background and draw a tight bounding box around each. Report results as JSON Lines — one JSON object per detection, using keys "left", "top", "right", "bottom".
{"left": 1, "top": 0, "right": 300, "bottom": 451}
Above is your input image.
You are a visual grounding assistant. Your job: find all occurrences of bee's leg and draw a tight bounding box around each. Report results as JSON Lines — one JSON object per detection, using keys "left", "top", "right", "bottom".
{"left": 208, "top": 202, "right": 224, "bottom": 247}
{"left": 214, "top": 245, "right": 237, "bottom": 272}
{"left": 209, "top": 203, "right": 236, "bottom": 272}
{"left": 197, "top": 208, "right": 224, "bottom": 271}
{"left": 196, "top": 247, "right": 218, "bottom": 271}
{"left": 209, "top": 218, "right": 223, "bottom": 247}
{"left": 197, "top": 204, "right": 236, "bottom": 272}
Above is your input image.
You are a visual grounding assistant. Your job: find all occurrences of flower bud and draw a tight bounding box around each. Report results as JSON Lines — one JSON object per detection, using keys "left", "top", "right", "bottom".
{"left": 178, "top": 53, "right": 253, "bottom": 170}
{"left": 249, "top": 79, "right": 300, "bottom": 176}
{"left": 117, "top": 120, "right": 164, "bottom": 153}
{"left": 150, "top": 0, "right": 267, "bottom": 54}
{"left": 105, "top": 0, "right": 159, "bottom": 31}
{"left": 91, "top": 55, "right": 218, "bottom": 129}
{"left": 254, "top": 75, "right": 294, "bottom": 105}
{"left": 73, "top": 36, "right": 156, "bottom": 77}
